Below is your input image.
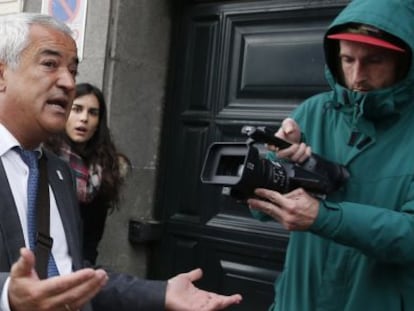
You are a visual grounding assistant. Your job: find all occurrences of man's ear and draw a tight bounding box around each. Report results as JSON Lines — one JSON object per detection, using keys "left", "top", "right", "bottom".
{"left": 0, "top": 63, "right": 6, "bottom": 92}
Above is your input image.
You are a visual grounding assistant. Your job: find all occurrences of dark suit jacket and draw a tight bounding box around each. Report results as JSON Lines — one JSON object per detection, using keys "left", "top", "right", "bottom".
{"left": 0, "top": 150, "right": 166, "bottom": 311}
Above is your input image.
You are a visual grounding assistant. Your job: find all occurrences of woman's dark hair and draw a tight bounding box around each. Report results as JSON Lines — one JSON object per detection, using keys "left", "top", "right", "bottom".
{"left": 46, "top": 83, "right": 128, "bottom": 211}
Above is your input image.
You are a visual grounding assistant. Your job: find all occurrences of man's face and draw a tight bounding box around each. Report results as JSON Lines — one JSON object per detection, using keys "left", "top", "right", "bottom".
{"left": 0, "top": 24, "right": 78, "bottom": 148}
{"left": 339, "top": 40, "right": 400, "bottom": 92}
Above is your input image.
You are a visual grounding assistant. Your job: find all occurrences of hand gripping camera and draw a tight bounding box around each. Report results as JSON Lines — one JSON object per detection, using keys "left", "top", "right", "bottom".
{"left": 200, "top": 126, "right": 350, "bottom": 200}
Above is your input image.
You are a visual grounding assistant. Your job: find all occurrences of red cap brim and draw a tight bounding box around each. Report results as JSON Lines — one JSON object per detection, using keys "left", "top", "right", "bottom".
{"left": 327, "top": 33, "right": 405, "bottom": 53}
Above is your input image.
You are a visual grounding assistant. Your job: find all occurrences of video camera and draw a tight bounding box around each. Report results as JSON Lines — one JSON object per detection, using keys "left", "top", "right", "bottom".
{"left": 200, "top": 126, "right": 349, "bottom": 200}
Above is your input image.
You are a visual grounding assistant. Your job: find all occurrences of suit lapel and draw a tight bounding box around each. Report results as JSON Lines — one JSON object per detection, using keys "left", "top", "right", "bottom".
{"left": 46, "top": 152, "right": 83, "bottom": 271}
{"left": 0, "top": 153, "right": 83, "bottom": 269}
{"left": 47, "top": 156, "right": 95, "bottom": 311}
{"left": 0, "top": 160, "right": 25, "bottom": 266}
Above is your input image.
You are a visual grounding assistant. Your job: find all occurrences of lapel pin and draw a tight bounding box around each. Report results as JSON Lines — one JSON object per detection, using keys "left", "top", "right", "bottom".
{"left": 56, "top": 170, "right": 64, "bottom": 180}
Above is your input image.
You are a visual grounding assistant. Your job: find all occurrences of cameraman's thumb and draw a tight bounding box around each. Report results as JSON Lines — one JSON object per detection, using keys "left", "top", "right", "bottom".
{"left": 278, "top": 118, "right": 301, "bottom": 143}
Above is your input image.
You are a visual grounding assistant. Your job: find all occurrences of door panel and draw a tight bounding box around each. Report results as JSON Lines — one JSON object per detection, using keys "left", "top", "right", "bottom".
{"left": 152, "top": 1, "right": 348, "bottom": 309}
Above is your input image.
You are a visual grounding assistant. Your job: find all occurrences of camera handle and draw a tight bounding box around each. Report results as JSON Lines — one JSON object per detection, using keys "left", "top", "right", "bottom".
{"left": 241, "top": 126, "right": 291, "bottom": 149}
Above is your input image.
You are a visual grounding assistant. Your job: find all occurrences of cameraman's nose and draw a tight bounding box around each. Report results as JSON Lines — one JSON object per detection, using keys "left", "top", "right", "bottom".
{"left": 350, "top": 63, "right": 368, "bottom": 90}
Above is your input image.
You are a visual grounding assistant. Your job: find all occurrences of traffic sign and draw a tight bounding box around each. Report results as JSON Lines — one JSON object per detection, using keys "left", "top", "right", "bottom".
{"left": 41, "top": 0, "right": 87, "bottom": 60}
{"left": 48, "top": 0, "right": 80, "bottom": 23}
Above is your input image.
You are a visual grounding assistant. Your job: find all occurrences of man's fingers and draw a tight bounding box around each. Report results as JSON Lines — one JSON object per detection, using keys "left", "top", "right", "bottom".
{"left": 254, "top": 188, "right": 286, "bottom": 204}
{"left": 44, "top": 268, "right": 107, "bottom": 296}
{"left": 213, "top": 294, "right": 243, "bottom": 309}
{"left": 281, "top": 118, "right": 295, "bottom": 135}
{"left": 11, "top": 248, "right": 36, "bottom": 279}
{"left": 184, "top": 268, "right": 203, "bottom": 283}
{"left": 200, "top": 292, "right": 242, "bottom": 311}
{"left": 290, "top": 143, "right": 309, "bottom": 163}
{"left": 248, "top": 199, "right": 281, "bottom": 219}
{"left": 37, "top": 268, "right": 108, "bottom": 310}
{"left": 225, "top": 294, "right": 243, "bottom": 305}
{"left": 274, "top": 118, "right": 297, "bottom": 141}
{"left": 58, "top": 270, "right": 108, "bottom": 309}
{"left": 279, "top": 118, "right": 301, "bottom": 143}
{"left": 247, "top": 188, "right": 295, "bottom": 218}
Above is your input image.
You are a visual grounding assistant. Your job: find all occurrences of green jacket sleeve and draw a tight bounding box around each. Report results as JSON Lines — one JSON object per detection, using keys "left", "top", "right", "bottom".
{"left": 310, "top": 193, "right": 414, "bottom": 264}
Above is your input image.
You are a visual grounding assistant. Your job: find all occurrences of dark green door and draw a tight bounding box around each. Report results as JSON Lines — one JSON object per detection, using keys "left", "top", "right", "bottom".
{"left": 152, "top": 1, "right": 348, "bottom": 310}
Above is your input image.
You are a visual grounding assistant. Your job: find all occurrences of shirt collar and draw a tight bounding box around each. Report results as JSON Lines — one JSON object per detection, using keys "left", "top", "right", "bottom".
{"left": 0, "top": 123, "right": 43, "bottom": 158}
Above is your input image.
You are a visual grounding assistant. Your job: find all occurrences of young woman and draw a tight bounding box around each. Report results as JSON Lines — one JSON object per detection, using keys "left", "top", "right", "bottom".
{"left": 46, "top": 83, "right": 130, "bottom": 265}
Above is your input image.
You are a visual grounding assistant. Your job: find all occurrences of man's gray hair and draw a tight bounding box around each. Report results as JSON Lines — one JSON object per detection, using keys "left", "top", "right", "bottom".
{"left": 0, "top": 13, "right": 73, "bottom": 69}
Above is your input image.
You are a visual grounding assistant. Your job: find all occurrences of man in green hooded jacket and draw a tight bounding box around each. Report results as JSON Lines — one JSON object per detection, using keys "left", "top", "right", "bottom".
{"left": 247, "top": 0, "right": 414, "bottom": 310}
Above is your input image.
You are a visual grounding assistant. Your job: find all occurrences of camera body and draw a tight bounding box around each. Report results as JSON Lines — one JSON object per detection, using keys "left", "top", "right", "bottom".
{"left": 200, "top": 126, "right": 349, "bottom": 200}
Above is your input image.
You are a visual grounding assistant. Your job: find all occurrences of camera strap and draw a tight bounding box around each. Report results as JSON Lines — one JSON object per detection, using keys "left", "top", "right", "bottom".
{"left": 34, "top": 155, "right": 53, "bottom": 279}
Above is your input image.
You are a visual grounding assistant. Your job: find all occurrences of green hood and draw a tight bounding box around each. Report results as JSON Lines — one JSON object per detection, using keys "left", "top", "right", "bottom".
{"left": 322, "top": 0, "right": 414, "bottom": 121}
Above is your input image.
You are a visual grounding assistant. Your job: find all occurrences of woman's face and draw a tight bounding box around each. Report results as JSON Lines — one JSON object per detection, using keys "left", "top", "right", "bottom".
{"left": 65, "top": 93, "right": 100, "bottom": 145}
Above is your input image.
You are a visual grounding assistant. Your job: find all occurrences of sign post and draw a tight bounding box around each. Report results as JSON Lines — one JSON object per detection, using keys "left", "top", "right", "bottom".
{"left": 41, "top": 0, "right": 88, "bottom": 61}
